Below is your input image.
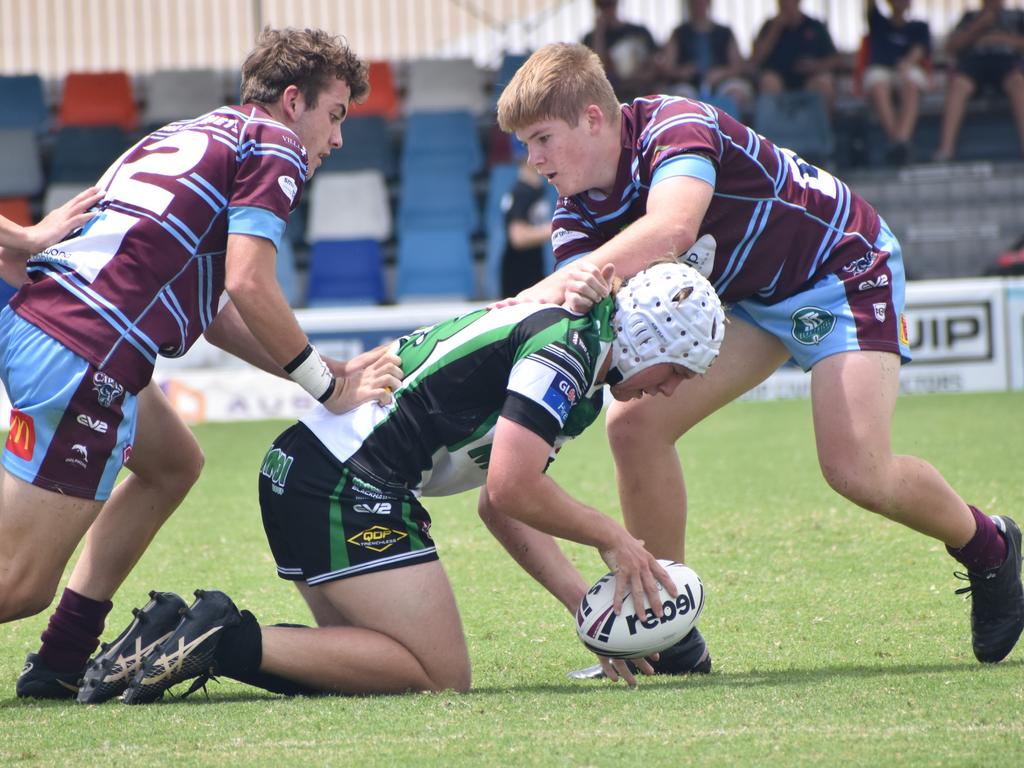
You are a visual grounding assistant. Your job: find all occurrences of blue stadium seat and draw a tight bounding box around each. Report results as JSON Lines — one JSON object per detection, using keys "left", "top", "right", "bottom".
{"left": 0, "top": 75, "right": 49, "bottom": 132}
{"left": 754, "top": 92, "right": 835, "bottom": 166}
{"left": 395, "top": 229, "right": 475, "bottom": 301}
{"left": 50, "top": 126, "right": 127, "bottom": 183}
{"left": 491, "top": 52, "right": 530, "bottom": 108}
{"left": 320, "top": 115, "right": 397, "bottom": 178}
{"left": 400, "top": 110, "right": 483, "bottom": 176}
{"left": 398, "top": 170, "right": 479, "bottom": 234}
{"left": 0, "top": 130, "right": 44, "bottom": 197}
{"left": 305, "top": 239, "right": 386, "bottom": 306}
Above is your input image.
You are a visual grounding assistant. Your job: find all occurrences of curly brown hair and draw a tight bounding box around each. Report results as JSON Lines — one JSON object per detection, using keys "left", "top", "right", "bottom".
{"left": 241, "top": 27, "right": 369, "bottom": 109}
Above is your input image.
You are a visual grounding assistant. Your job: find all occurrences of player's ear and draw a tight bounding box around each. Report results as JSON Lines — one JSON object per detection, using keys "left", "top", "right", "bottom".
{"left": 583, "top": 104, "right": 604, "bottom": 133}
{"left": 281, "top": 84, "right": 303, "bottom": 119}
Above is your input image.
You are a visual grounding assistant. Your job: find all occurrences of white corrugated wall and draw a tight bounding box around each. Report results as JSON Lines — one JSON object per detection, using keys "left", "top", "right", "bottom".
{"left": 0, "top": 0, "right": 996, "bottom": 80}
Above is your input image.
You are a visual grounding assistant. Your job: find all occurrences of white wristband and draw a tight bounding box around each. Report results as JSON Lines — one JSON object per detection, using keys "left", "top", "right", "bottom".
{"left": 284, "top": 344, "right": 336, "bottom": 403}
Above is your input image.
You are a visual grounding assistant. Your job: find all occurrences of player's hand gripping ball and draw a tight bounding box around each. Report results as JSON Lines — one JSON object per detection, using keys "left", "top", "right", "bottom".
{"left": 575, "top": 560, "right": 704, "bottom": 659}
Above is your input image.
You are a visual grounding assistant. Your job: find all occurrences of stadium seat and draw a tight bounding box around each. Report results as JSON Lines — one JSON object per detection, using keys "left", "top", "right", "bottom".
{"left": 398, "top": 170, "right": 479, "bottom": 235}
{"left": 58, "top": 71, "right": 139, "bottom": 132}
{"left": 404, "top": 58, "right": 487, "bottom": 115}
{"left": 395, "top": 228, "right": 475, "bottom": 301}
{"left": 305, "top": 239, "right": 386, "bottom": 306}
{"left": 42, "top": 182, "right": 87, "bottom": 215}
{"left": 754, "top": 92, "right": 834, "bottom": 166}
{"left": 0, "top": 197, "right": 33, "bottom": 227}
{"left": 351, "top": 61, "right": 400, "bottom": 121}
{"left": 305, "top": 170, "right": 392, "bottom": 243}
{"left": 490, "top": 52, "right": 530, "bottom": 109}
{"left": 320, "top": 116, "right": 397, "bottom": 178}
{"left": 142, "top": 69, "right": 225, "bottom": 127}
{"left": 0, "top": 75, "right": 49, "bottom": 132}
{"left": 50, "top": 126, "right": 128, "bottom": 183}
{"left": 400, "top": 110, "right": 483, "bottom": 176}
{"left": 0, "top": 130, "right": 44, "bottom": 197}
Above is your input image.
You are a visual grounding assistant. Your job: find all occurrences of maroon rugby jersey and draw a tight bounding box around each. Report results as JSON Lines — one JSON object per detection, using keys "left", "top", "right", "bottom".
{"left": 11, "top": 105, "right": 306, "bottom": 393}
{"left": 551, "top": 96, "right": 881, "bottom": 304}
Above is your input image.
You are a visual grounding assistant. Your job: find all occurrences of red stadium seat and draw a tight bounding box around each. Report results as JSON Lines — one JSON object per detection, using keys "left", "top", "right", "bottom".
{"left": 351, "top": 61, "right": 400, "bottom": 121}
{"left": 0, "top": 197, "right": 33, "bottom": 227}
{"left": 58, "top": 71, "right": 138, "bottom": 132}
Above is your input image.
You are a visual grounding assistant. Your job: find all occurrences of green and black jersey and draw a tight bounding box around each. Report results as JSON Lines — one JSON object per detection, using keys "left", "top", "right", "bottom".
{"left": 300, "top": 299, "right": 615, "bottom": 497}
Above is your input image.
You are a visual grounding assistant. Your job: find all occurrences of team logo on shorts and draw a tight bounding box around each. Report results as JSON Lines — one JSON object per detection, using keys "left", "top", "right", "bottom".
{"left": 92, "top": 372, "right": 125, "bottom": 408}
{"left": 347, "top": 525, "right": 408, "bottom": 553}
{"left": 6, "top": 409, "right": 35, "bottom": 460}
{"left": 842, "top": 252, "right": 878, "bottom": 277}
{"left": 873, "top": 302, "right": 887, "bottom": 322}
{"left": 65, "top": 444, "right": 89, "bottom": 469}
{"left": 260, "top": 447, "right": 294, "bottom": 495}
{"left": 791, "top": 306, "right": 836, "bottom": 345}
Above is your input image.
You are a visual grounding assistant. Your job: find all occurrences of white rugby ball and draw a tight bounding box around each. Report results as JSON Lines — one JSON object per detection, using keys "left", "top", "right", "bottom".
{"left": 575, "top": 560, "right": 704, "bottom": 659}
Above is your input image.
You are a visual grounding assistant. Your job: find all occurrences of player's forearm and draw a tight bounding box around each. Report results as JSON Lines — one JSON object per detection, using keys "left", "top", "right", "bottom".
{"left": 487, "top": 473, "right": 622, "bottom": 554}
{"left": 0, "top": 218, "right": 32, "bottom": 253}
{"left": 478, "top": 491, "right": 589, "bottom": 614}
{"left": 586, "top": 214, "right": 697, "bottom": 280}
{"left": 0, "top": 247, "right": 29, "bottom": 288}
{"left": 203, "top": 300, "right": 286, "bottom": 376}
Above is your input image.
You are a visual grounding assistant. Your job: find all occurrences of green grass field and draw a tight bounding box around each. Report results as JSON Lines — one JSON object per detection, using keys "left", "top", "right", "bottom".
{"left": 2, "top": 392, "right": 1023, "bottom": 767}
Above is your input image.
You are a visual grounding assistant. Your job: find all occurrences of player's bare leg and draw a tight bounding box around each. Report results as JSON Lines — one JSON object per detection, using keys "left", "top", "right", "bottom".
{"left": 606, "top": 319, "right": 788, "bottom": 562}
{"left": 66, "top": 383, "right": 203, "bottom": 600}
{"left": 259, "top": 563, "right": 471, "bottom": 693}
{"left": 812, "top": 349, "right": 1023, "bottom": 662}
{"left": 935, "top": 73, "right": 975, "bottom": 161}
{"left": 810, "top": 350, "right": 974, "bottom": 544}
{"left": 17, "top": 383, "right": 203, "bottom": 698}
{"left": 0, "top": 475, "right": 101, "bottom": 622}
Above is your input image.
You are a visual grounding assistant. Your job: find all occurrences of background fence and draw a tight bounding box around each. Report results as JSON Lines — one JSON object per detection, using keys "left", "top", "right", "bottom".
{"left": 0, "top": 0, "right": 1013, "bottom": 78}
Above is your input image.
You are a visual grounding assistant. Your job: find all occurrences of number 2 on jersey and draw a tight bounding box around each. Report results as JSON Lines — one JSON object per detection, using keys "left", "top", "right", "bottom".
{"left": 779, "top": 147, "right": 838, "bottom": 199}
{"left": 104, "top": 132, "right": 210, "bottom": 216}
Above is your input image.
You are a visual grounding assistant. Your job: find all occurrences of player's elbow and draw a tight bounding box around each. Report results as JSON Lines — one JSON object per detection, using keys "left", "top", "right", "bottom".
{"left": 485, "top": 473, "right": 537, "bottom": 522}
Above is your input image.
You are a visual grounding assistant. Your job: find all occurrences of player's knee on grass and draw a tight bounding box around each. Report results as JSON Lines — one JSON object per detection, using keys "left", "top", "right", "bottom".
{"left": 0, "top": 573, "right": 58, "bottom": 622}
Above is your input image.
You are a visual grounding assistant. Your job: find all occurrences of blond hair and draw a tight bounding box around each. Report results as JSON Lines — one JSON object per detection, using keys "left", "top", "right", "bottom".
{"left": 241, "top": 27, "right": 369, "bottom": 109}
{"left": 497, "top": 43, "right": 620, "bottom": 134}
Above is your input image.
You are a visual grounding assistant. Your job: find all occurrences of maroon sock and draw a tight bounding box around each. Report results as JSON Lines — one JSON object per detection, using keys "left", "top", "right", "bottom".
{"left": 38, "top": 587, "right": 113, "bottom": 673}
{"left": 946, "top": 506, "right": 1008, "bottom": 573}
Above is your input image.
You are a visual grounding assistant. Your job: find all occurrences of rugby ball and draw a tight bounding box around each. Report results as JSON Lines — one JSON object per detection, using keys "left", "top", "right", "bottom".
{"left": 575, "top": 560, "right": 704, "bottom": 659}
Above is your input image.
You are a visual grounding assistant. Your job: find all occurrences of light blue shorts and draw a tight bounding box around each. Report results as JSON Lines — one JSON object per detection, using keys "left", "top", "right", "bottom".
{"left": 731, "top": 219, "right": 912, "bottom": 372}
{"left": 0, "top": 306, "right": 137, "bottom": 500}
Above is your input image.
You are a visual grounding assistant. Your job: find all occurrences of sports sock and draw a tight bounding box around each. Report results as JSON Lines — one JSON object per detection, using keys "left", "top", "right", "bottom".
{"left": 213, "top": 611, "right": 319, "bottom": 696}
{"left": 947, "top": 506, "right": 1008, "bottom": 573}
{"left": 38, "top": 587, "right": 113, "bottom": 673}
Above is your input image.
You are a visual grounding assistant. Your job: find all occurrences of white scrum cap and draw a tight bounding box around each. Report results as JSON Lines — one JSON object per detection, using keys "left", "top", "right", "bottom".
{"left": 609, "top": 262, "right": 725, "bottom": 382}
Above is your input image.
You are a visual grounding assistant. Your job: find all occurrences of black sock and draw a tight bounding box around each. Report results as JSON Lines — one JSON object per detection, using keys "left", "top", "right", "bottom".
{"left": 214, "top": 612, "right": 318, "bottom": 696}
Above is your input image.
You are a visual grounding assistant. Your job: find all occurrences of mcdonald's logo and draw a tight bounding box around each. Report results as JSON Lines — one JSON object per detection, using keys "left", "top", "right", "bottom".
{"left": 6, "top": 409, "right": 35, "bottom": 460}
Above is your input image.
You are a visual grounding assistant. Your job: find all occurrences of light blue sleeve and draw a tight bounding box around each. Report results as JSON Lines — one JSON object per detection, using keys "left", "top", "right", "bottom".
{"left": 227, "top": 206, "right": 287, "bottom": 250}
{"left": 651, "top": 154, "right": 717, "bottom": 188}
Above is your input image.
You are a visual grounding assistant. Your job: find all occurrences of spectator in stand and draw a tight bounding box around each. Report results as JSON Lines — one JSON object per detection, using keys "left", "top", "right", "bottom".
{"left": 934, "top": 0, "right": 1024, "bottom": 162}
{"left": 500, "top": 160, "right": 554, "bottom": 297}
{"left": 658, "top": 0, "right": 753, "bottom": 114}
{"left": 750, "top": 0, "right": 845, "bottom": 116}
{"left": 863, "top": 1, "right": 931, "bottom": 166}
{"left": 582, "top": 0, "right": 659, "bottom": 102}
